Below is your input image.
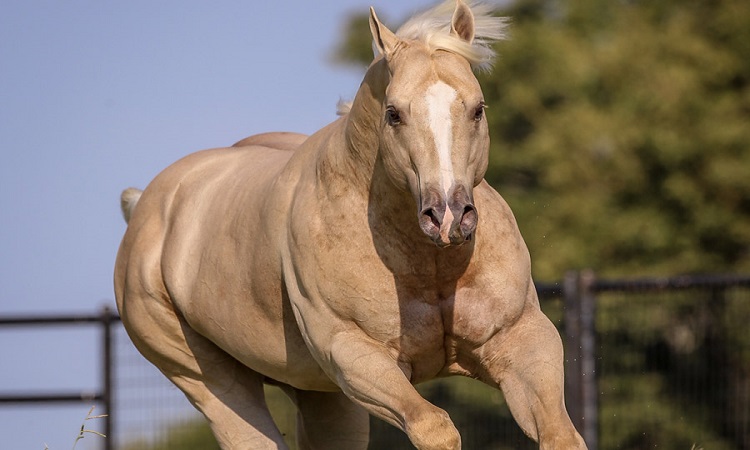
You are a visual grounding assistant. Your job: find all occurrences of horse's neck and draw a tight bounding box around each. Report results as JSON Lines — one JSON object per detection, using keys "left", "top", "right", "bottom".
{"left": 314, "top": 60, "right": 388, "bottom": 197}
{"left": 345, "top": 61, "right": 388, "bottom": 169}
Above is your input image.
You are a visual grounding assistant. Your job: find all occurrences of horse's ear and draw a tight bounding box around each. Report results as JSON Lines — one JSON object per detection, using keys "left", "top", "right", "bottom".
{"left": 369, "top": 7, "right": 398, "bottom": 58}
{"left": 450, "top": 0, "right": 475, "bottom": 43}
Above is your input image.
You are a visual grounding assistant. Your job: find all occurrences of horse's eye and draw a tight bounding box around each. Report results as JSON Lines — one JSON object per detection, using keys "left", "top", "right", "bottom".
{"left": 473, "top": 102, "right": 486, "bottom": 122}
{"left": 385, "top": 106, "right": 402, "bottom": 126}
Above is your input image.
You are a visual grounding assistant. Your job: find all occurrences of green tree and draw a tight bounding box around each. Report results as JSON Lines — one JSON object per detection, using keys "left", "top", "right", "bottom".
{"left": 122, "top": 420, "right": 219, "bottom": 450}
{"left": 483, "top": 0, "right": 750, "bottom": 280}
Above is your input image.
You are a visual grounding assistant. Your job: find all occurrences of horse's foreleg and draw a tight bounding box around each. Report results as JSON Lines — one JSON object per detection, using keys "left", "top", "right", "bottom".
{"left": 328, "top": 331, "right": 461, "bottom": 450}
{"left": 279, "top": 387, "right": 370, "bottom": 450}
{"left": 472, "top": 308, "right": 587, "bottom": 449}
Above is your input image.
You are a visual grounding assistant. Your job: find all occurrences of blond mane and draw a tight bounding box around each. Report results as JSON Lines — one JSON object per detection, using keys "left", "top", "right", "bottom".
{"left": 395, "top": 0, "right": 508, "bottom": 71}
{"left": 337, "top": 1, "right": 508, "bottom": 116}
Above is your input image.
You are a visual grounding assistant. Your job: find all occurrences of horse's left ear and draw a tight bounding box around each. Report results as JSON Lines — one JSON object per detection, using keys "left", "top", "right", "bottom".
{"left": 369, "top": 7, "right": 399, "bottom": 58}
{"left": 450, "top": 0, "right": 475, "bottom": 43}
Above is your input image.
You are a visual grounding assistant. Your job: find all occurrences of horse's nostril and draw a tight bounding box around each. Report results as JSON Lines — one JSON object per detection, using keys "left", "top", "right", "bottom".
{"left": 422, "top": 208, "right": 443, "bottom": 228}
{"left": 425, "top": 208, "right": 441, "bottom": 229}
{"left": 460, "top": 204, "right": 477, "bottom": 232}
{"left": 418, "top": 206, "right": 444, "bottom": 242}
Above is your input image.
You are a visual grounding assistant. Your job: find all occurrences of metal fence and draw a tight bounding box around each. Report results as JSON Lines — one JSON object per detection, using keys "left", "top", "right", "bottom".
{"left": 0, "top": 308, "right": 117, "bottom": 450}
{"left": 2, "top": 273, "right": 749, "bottom": 449}
{"left": 0, "top": 307, "right": 201, "bottom": 450}
{"left": 552, "top": 272, "right": 750, "bottom": 450}
{"left": 577, "top": 273, "right": 750, "bottom": 450}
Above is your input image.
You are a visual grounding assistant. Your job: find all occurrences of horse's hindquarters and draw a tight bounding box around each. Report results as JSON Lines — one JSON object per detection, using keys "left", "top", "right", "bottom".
{"left": 116, "top": 145, "right": 335, "bottom": 391}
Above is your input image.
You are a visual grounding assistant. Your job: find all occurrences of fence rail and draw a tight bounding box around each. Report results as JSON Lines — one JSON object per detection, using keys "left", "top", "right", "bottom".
{"left": 0, "top": 306, "right": 119, "bottom": 450}
{"left": 2, "top": 273, "right": 749, "bottom": 449}
{"left": 592, "top": 273, "right": 750, "bottom": 292}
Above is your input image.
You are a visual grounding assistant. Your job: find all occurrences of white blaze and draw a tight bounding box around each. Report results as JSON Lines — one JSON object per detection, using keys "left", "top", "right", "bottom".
{"left": 426, "top": 81, "right": 457, "bottom": 198}
{"left": 425, "top": 81, "right": 458, "bottom": 240}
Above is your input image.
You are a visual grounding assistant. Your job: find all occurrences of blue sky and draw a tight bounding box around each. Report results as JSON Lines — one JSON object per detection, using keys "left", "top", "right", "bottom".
{"left": 0, "top": 1, "right": 432, "bottom": 448}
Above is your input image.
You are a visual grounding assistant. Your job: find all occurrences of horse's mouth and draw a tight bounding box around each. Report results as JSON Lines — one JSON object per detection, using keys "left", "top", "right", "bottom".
{"left": 430, "top": 230, "right": 474, "bottom": 248}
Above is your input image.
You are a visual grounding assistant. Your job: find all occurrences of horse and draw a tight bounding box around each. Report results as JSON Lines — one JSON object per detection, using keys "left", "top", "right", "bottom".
{"left": 114, "top": 1, "right": 587, "bottom": 448}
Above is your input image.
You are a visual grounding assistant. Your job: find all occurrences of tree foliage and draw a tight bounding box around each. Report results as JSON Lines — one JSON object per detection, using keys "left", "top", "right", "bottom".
{"left": 121, "top": 420, "right": 219, "bottom": 450}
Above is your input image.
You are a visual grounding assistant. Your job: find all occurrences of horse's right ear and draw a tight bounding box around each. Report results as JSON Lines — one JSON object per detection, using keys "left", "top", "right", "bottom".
{"left": 369, "top": 7, "right": 398, "bottom": 58}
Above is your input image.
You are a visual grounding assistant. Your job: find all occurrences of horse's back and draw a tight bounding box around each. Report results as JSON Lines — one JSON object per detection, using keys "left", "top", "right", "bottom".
{"left": 232, "top": 131, "right": 307, "bottom": 150}
{"left": 130, "top": 130, "right": 306, "bottom": 231}
{"left": 126, "top": 144, "right": 292, "bottom": 226}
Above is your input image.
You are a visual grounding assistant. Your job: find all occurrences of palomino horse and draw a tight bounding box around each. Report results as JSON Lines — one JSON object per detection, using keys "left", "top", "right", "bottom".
{"left": 114, "top": 1, "right": 587, "bottom": 448}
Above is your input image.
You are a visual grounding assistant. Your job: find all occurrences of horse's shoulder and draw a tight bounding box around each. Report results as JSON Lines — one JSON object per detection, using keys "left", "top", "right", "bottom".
{"left": 472, "top": 181, "right": 531, "bottom": 268}
{"left": 475, "top": 181, "right": 518, "bottom": 225}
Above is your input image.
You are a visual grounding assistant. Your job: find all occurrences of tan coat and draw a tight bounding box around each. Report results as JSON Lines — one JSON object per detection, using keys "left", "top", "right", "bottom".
{"left": 114, "top": 2, "right": 586, "bottom": 449}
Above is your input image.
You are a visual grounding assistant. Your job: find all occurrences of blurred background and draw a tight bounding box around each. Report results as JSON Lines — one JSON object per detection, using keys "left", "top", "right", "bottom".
{"left": 1, "top": 0, "right": 748, "bottom": 449}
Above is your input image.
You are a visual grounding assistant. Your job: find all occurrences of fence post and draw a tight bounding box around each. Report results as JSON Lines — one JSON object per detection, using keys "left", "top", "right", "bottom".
{"left": 101, "top": 306, "right": 115, "bottom": 450}
{"left": 563, "top": 270, "right": 598, "bottom": 450}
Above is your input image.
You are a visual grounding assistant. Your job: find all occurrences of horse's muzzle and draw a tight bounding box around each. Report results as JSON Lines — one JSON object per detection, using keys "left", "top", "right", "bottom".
{"left": 418, "top": 186, "right": 477, "bottom": 247}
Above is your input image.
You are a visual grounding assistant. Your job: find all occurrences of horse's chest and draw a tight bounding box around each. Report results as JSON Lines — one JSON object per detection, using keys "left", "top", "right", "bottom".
{"left": 347, "top": 284, "right": 444, "bottom": 339}
{"left": 341, "top": 282, "right": 450, "bottom": 380}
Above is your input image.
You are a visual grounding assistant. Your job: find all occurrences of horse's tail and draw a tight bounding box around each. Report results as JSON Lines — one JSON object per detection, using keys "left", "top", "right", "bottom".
{"left": 120, "top": 187, "right": 143, "bottom": 224}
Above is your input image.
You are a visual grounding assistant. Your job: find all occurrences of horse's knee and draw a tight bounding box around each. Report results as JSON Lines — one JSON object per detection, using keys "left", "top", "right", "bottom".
{"left": 405, "top": 405, "right": 461, "bottom": 450}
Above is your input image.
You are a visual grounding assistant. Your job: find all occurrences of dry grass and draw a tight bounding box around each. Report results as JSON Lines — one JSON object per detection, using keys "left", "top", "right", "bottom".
{"left": 43, "top": 406, "right": 107, "bottom": 450}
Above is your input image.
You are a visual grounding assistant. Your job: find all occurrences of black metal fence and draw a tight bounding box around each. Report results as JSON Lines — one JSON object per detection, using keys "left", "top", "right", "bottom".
{"left": 0, "top": 307, "right": 117, "bottom": 450}
{"left": 2, "top": 273, "right": 749, "bottom": 449}
{"left": 0, "top": 307, "right": 204, "bottom": 450}
{"left": 550, "top": 272, "right": 750, "bottom": 450}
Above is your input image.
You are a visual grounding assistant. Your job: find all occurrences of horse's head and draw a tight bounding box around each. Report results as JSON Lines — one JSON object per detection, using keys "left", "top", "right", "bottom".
{"left": 367, "top": 1, "right": 503, "bottom": 247}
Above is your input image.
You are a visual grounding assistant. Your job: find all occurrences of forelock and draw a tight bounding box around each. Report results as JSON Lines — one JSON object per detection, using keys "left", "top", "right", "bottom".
{"left": 394, "top": 1, "right": 509, "bottom": 71}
